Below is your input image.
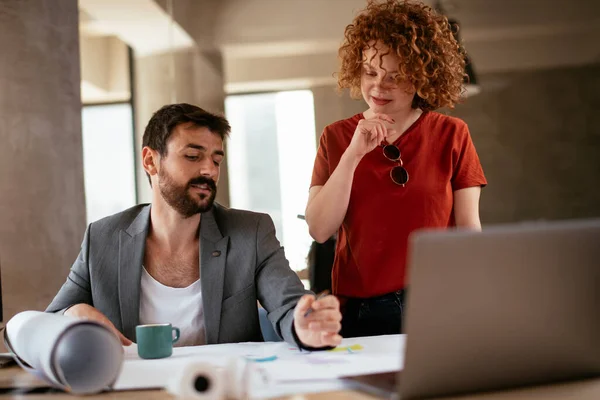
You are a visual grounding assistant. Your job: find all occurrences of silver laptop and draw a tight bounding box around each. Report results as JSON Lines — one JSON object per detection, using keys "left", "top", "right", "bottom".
{"left": 399, "top": 218, "right": 600, "bottom": 399}
{"left": 346, "top": 218, "right": 600, "bottom": 399}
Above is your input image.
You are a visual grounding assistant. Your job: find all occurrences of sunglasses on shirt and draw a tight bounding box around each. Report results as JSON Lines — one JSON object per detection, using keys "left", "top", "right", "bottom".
{"left": 382, "top": 142, "right": 409, "bottom": 186}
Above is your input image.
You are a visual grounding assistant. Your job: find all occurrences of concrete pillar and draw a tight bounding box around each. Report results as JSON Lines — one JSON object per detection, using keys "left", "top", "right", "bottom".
{"left": 0, "top": 0, "right": 86, "bottom": 323}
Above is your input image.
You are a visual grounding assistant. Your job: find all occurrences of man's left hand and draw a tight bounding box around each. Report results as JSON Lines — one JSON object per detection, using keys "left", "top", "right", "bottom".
{"left": 294, "top": 293, "right": 342, "bottom": 348}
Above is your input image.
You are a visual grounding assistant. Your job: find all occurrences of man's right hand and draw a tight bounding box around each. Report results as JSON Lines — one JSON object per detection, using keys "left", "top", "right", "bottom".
{"left": 64, "top": 303, "right": 132, "bottom": 346}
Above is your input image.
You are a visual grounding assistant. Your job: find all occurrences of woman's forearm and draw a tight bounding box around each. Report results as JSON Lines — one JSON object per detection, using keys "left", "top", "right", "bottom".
{"left": 305, "top": 151, "right": 362, "bottom": 243}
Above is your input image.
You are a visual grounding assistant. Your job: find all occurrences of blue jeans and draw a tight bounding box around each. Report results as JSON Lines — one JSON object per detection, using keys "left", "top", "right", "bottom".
{"left": 340, "top": 290, "right": 405, "bottom": 338}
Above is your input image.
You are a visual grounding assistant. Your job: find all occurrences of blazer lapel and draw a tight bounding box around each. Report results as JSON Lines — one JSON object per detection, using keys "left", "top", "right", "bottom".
{"left": 200, "top": 206, "right": 229, "bottom": 344}
{"left": 118, "top": 205, "right": 151, "bottom": 341}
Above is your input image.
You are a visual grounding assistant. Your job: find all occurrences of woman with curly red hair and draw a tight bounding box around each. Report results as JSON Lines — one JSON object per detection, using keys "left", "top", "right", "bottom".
{"left": 305, "top": 0, "right": 487, "bottom": 337}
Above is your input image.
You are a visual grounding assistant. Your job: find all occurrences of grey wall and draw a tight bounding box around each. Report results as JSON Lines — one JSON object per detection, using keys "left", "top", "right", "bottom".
{"left": 311, "top": 63, "right": 600, "bottom": 224}
{"left": 0, "top": 0, "right": 86, "bottom": 324}
{"left": 451, "top": 64, "right": 600, "bottom": 224}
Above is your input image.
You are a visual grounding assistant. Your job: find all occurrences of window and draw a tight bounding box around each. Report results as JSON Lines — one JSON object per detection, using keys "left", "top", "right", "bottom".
{"left": 225, "top": 90, "right": 317, "bottom": 273}
{"left": 81, "top": 103, "right": 137, "bottom": 223}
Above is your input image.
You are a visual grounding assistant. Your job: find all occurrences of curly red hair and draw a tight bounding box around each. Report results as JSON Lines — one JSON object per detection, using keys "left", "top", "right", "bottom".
{"left": 338, "top": 0, "right": 466, "bottom": 110}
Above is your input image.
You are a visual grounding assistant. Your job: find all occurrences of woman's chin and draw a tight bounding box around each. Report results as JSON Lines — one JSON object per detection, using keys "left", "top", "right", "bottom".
{"left": 369, "top": 102, "right": 392, "bottom": 113}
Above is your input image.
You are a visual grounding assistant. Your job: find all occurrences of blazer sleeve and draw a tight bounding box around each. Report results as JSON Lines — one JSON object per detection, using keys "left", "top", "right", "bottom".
{"left": 46, "top": 224, "right": 94, "bottom": 313}
{"left": 253, "top": 214, "right": 313, "bottom": 346}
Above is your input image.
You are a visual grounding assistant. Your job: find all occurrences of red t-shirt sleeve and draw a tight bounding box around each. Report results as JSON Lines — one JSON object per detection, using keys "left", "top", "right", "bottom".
{"left": 310, "top": 128, "right": 330, "bottom": 188}
{"left": 451, "top": 125, "right": 487, "bottom": 191}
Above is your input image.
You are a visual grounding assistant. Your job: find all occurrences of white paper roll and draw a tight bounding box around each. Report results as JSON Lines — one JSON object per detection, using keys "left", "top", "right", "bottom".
{"left": 227, "top": 357, "right": 252, "bottom": 399}
{"left": 166, "top": 361, "right": 226, "bottom": 399}
{"left": 166, "top": 358, "right": 270, "bottom": 399}
{"left": 5, "top": 311, "right": 123, "bottom": 394}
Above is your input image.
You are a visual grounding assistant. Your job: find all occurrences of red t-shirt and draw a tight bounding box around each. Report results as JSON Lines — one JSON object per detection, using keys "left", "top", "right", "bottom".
{"left": 310, "top": 111, "right": 487, "bottom": 298}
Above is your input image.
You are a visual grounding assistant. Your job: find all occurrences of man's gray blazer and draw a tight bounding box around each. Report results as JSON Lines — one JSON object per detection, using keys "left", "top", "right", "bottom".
{"left": 46, "top": 203, "right": 310, "bottom": 345}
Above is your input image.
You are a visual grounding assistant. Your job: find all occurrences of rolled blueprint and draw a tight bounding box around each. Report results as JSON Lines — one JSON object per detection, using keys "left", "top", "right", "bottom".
{"left": 4, "top": 311, "right": 123, "bottom": 394}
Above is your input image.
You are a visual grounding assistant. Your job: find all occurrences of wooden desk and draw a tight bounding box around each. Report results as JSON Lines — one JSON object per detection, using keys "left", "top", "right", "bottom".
{"left": 0, "top": 366, "right": 378, "bottom": 399}
{"left": 441, "top": 379, "right": 600, "bottom": 400}
{"left": 3, "top": 365, "right": 600, "bottom": 399}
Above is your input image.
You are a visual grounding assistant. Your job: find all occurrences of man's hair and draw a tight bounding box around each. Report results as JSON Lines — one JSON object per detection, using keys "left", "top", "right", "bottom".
{"left": 142, "top": 103, "right": 231, "bottom": 156}
{"left": 337, "top": 0, "right": 466, "bottom": 111}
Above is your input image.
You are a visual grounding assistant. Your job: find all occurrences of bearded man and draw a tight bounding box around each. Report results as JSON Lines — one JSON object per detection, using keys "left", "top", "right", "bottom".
{"left": 47, "top": 103, "right": 342, "bottom": 350}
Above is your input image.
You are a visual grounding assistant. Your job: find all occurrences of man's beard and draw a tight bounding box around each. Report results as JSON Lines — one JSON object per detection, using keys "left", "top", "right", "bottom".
{"left": 158, "top": 168, "right": 217, "bottom": 218}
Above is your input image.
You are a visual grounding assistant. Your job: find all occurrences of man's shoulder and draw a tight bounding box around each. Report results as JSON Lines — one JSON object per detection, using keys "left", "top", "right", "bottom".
{"left": 89, "top": 204, "right": 150, "bottom": 233}
{"left": 211, "top": 204, "right": 277, "bottom": 238}
{"left": 213, "top": 203, "right": 268, "bottom": 224}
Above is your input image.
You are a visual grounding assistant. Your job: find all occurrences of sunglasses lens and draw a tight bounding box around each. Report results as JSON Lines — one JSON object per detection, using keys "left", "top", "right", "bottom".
{"left": 383, "top": 144, "right": 401, "bottom": 161}
{"left": 391, "top": 166, "right": 409, "bottom": 185}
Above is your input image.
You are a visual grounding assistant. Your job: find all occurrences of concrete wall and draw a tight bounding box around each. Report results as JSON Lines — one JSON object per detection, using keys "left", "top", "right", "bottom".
{"left": 310, "top": 63, "right": 600, "bottom": 224}
{"left": 451, "top": 64, "right": 600, "bottom": 224}
{"left": 0, "top": 0, "right": 86, "bottom": 323}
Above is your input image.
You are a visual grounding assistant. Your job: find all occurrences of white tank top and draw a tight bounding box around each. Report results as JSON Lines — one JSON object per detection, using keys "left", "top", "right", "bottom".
{"left": 139, "top": 267, "right": 206, "bottom": 347}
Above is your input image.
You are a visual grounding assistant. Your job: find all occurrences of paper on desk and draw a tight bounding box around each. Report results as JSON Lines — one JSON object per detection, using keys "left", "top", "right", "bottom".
{"left": 256, "top": 335, "right": 404, "bottom": 382}
{"left": 114, "top": 334, "right": 404, "bottom": 398}
{"left": 116, "top": 341, "right": 286, "bottom": 389}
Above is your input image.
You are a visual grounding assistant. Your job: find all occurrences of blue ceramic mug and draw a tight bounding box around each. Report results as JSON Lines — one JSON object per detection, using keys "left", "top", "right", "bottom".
{"left": 136, "top": 323, "right": 180, "bottom": 359}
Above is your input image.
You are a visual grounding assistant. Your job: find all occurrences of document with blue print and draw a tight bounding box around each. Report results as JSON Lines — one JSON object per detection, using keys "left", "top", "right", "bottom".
{"left": 115, "top": 334, "right": 405, "bottom": 398}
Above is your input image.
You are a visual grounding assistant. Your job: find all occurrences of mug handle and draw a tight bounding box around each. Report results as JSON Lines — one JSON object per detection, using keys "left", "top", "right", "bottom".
{"left": 172, "top": 327, "right": 180, "bottom": 344}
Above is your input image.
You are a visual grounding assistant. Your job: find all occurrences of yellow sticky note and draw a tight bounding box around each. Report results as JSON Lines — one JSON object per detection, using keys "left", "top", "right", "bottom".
{"left": 328, "top": 344, "right": 364, "bottom": 352}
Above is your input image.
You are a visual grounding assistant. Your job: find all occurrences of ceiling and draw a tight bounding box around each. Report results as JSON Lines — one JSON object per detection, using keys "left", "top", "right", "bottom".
{"left": 78, "top": 0, "right": 600, "bottom": 94}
